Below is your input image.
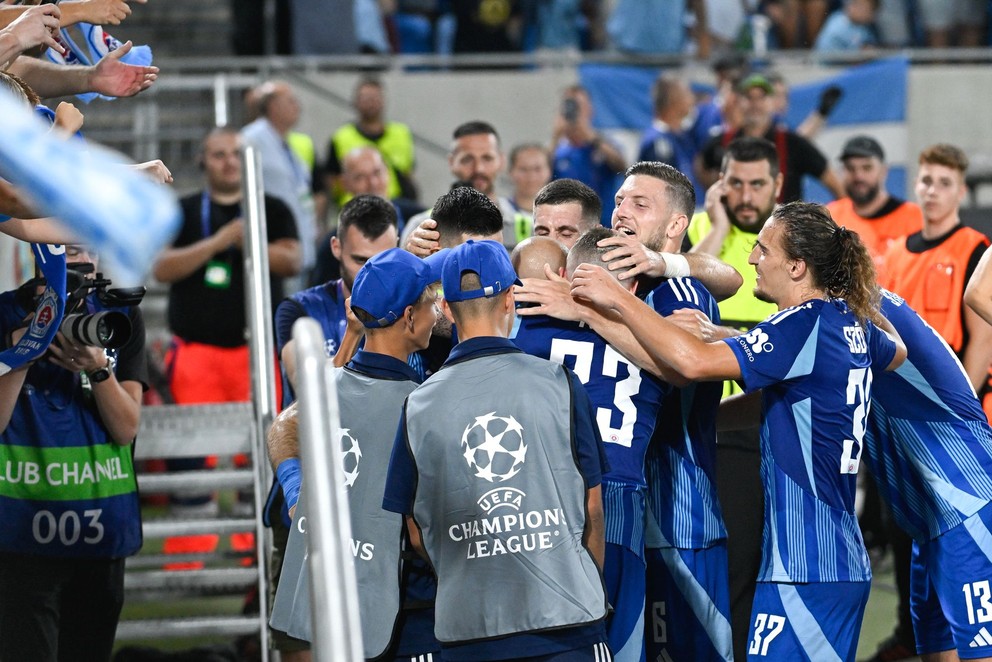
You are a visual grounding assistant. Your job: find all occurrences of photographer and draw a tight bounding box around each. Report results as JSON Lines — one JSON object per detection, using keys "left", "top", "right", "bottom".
{"left": 550, "top": 85, "right": 627, "bottom": 227}
{"left": 0, "top": 243, "right": 147, "bottom": 662}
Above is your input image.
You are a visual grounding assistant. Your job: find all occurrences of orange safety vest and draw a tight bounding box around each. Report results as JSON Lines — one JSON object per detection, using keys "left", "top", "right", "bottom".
{"left": 826, "top": 198, "right": 923, "bottom": 283}
{"left": 882, "top": 225, "right": 989, "bottom": 353}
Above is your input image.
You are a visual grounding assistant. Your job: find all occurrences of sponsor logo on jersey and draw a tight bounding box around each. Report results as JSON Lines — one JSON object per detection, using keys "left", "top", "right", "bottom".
{"left": 737, "top": 328, "right": 774, "bottom": 362}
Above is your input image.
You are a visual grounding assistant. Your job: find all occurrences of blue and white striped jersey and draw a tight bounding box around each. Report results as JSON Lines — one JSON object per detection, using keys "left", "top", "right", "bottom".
{"left": 724, "top": 298, "right": 897, "bottom": 583}
{"left": 865, "top": 290, "right": 992, "bottom": 542}
{"left": 511, "top": 312, "right": 669, "bottom": 555}
{"left": 643, "top": 278, "right": 728, "bottom": 550}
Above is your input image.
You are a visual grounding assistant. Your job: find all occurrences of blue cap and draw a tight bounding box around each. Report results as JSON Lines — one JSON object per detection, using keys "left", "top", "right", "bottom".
{"left": 441, "top": 240, "right": 521, "bottom": 303}
{"left": 351, "top": 248, "right": 447, "bottom": 328}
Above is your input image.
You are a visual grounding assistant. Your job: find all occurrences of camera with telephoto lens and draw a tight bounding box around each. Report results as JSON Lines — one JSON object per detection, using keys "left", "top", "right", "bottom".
{"left": 15, "top": 263, "right": 145, "bottom": 349}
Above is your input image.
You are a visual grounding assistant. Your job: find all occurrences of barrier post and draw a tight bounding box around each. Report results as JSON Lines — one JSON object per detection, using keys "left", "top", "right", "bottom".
{"left": 241, "top": 144, "right": 276, "bottom": 660}
{"left": 293, "top": 318, "right": 364, "bottom": 661}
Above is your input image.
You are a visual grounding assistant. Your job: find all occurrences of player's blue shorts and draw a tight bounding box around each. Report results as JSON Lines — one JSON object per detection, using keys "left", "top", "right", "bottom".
{"left": 603, "top": 543, "right": 646, "bottom": 662}
{"left": 745, "top": 580, "right": 869, "bottom": 661}
{"left": 911, "top": 499, "right": 992, "bottom": 659}
{"left": 644, "top": 544, "right": 733, "bottom": 662}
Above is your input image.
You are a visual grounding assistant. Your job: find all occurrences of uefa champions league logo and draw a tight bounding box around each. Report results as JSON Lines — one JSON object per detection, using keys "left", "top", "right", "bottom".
{"left": 460, "top": 412, "right": 528, "bottom": 483}
{"left": 338, "top": 429, "right": 361, "bottom": 488}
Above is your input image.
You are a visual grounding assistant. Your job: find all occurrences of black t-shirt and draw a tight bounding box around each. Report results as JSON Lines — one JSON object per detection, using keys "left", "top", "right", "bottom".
{"left": 702, "top": 126, "right": 829, "bottom": 203}
{"left": 167, "top": 192, "right": 298, "bottom": 347}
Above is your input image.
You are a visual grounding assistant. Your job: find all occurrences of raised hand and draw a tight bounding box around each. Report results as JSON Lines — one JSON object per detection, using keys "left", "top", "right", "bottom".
{"left": 597, "top": 232, "right": 668, "bottom": 281}
{"left": 88, "top": 40, "right": 157, "bottom": 97}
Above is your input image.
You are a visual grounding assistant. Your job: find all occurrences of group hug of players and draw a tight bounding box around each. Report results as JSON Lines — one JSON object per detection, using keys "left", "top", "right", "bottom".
{"left": 263, "top": 146, "right": 992, "bottom": 662}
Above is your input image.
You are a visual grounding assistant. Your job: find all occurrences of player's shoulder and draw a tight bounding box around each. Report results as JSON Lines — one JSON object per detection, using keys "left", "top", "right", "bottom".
{"left": 649, "top": 276, "right": 716, "bottom": 311}
{"left": 754, "top": 299, "right": 823, "bottom": 332}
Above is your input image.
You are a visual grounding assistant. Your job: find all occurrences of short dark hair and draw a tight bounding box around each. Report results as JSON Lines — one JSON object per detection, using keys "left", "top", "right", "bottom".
{"left": 722, "top": 137, "right": 780, "bottom": 177}
{"left": 447, "top": 272, "right": 505, "bottom": 322}
{"left": 338, "top": 195, "right": 397, "bottom": 244}
{"left": 625, "top": 162, "right": 696, "bottom": 217}
{"left": 567, "top": 227, "right": 615, "bottom": 271}
{"left": 533, "top": 179, "right": 602, "bottom": 229}
{"left": 452, "top": 121, "right": 500, "bottom": 146}
{"left": 431, "top": 186, "right": 504, "bottom": 247}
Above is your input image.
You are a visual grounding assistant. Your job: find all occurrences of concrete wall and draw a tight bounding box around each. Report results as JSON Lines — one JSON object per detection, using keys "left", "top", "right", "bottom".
{"left": 292, "top": 61, "right": 992, "bottom": 211}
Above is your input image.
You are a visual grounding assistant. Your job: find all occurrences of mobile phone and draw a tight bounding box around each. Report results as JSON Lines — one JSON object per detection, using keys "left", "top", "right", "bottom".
{"left": 561, "top": 98, "right": 579, "bottom": 123}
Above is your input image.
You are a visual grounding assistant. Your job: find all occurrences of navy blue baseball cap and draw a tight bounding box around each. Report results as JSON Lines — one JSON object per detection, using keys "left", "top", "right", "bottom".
{"left": 351, "top": 248, "right": 447, "bottom": 328}
{"left": 441, "top": 240, "right": 521, "bottom": 303}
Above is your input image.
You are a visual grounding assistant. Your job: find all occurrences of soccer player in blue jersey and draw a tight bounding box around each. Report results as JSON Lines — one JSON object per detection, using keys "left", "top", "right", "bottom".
{"left": 516, "top": 162, "right": 738, "bottom": 661}
{"left": 568, "top": 201, "right": 907, "bottom": 661}
{"left": 867, "top": 290, "right": 992, "bottom": 662}
{"left": 511, "top": 227, "right": 672, "bottom": 662}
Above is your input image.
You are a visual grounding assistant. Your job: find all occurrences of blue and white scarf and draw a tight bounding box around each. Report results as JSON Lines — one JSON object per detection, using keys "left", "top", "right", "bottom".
{"left": 44, "top": 23, "right": 153, "bottom": 103}
{"left": 0, "top": 243, "right": 66, "bottom": 375}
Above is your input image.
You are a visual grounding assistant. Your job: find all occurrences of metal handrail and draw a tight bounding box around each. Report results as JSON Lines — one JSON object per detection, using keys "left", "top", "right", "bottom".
{"left": 147, "top": 47, "right": 992, "bottom": 73}
{"left": 293, "top": 318, "right": 364, "bottom": 662}
{"left": 242, "top": 144, "right": 276, "bottom": 661}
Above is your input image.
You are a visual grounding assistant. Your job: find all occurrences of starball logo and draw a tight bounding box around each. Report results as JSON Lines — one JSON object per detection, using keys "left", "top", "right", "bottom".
{"left": 460, "top": 412, "right": 528, "bottom": 483}
{"left": 449, "top": 413, "right": 564, "bottom": 560}
{"left": 338, "top": 429, "right": 361, "bottom": 488}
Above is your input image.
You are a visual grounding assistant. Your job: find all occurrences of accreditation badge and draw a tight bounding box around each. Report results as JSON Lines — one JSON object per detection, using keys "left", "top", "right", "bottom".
{"left": 204, "top": 260, "right": 232, "bottom": 289}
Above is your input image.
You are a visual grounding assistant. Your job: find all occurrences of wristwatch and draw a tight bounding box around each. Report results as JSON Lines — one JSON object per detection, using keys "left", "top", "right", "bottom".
{"left": 87, "top": 352, "right": 117, "bottom": 384}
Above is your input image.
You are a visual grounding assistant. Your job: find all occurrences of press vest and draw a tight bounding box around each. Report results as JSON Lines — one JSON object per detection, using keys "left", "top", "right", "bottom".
{"left": 287, "top": 131, "right": 316, "bottom": 171}
{"left": 404, "top": 353, "right": 607, "bottom": 643}
{"left": 0, "top": 294, "right": 140, "bottom": 559}
{"left": 338, "top": 367, "right": 416, "bottom": 658}
{"left": 270, "top": 366, "right": 418, "bottom": 658}
{"left": 826, "top": 198, "right": 923, "bottom": 282}
{"left": 882, "top": 225, "right": 989, "bottom": 353}
{"left": 333, "top": 122, "right": 415, "bottom": 201}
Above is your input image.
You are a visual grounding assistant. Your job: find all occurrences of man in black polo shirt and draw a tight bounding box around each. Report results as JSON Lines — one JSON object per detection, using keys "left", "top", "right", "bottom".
{"left": 699, "top": 73, "right": 843, "bottom": 204}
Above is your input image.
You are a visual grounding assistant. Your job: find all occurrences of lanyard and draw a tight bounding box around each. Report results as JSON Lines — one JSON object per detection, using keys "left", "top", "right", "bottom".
{"left": 201, "top": 191, "right": 241, "bottom": 239}
{"left": 282, "top": 141, "right": 308, "bottom": 189}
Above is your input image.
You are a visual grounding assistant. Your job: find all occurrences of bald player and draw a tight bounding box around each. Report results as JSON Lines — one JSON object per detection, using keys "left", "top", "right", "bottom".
{"left": 510, "top": 236, "right": 568, "bottom": 280}
{"left": 512, "top": 227, "right": 669, "bottom": 661}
